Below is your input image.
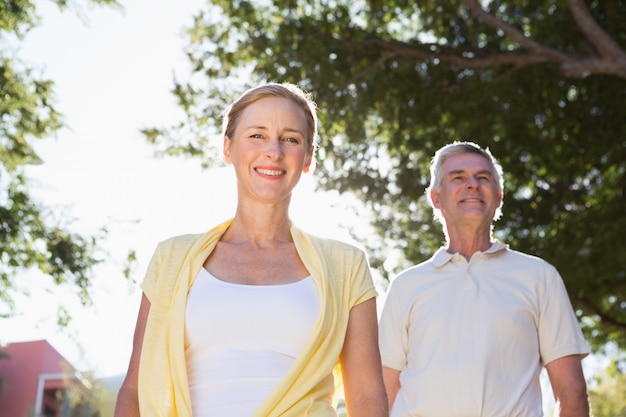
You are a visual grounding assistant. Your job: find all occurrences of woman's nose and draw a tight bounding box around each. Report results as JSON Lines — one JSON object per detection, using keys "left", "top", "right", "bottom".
{"left": 265, "top": 137, "right": 283, "bottom": 159}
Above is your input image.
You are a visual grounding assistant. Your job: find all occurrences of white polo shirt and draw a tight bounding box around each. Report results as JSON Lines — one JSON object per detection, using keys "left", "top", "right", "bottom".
{"left": 379, "top": 241, "right": 589, "bottom": 417}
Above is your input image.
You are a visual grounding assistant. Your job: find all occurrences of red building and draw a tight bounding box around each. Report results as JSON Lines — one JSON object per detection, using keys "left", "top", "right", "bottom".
{"left": 0, "top": 339, "right": 90, "bottom": 417}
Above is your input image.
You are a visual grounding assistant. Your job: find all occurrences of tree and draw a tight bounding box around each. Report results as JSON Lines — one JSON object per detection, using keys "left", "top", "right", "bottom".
{"left": 0, "top": 347, "right": 8, "bottom": 392}
{"left": 147, "top": 0, "right": 626, "bottom": 352}
{"left": 0, "top": 0, "right": 121, "bottom": 317}
{"left": 588, "top": 355, "right": 626, "bottom": 417}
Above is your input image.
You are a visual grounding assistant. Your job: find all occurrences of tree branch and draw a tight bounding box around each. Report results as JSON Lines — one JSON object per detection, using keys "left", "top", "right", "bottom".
{"left": 378, "top": 40, "right": 552, "bottom": 70}
{"left": 458, "top": 0, "right": 626, "bottom": 78}
{"left": 578, "top": 296, "right": 626, "bottom": 333}
{"left": 458, "top": 0, "right": 570, "bottom": 61}
{"left": 565, "top": 0, "right": 626, "bottom": 60}
{"left": 332, "top": 1, "right": 626, "bottom": 86}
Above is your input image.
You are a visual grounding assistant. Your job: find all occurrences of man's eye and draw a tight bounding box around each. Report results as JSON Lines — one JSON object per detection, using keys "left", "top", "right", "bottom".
{"left": 283, "top": 137, "right": 300, "bottom": 144}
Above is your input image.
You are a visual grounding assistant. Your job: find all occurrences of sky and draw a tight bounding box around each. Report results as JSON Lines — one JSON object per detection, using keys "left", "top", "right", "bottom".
{"left": 0, "top": 0, "right": 367, "bottom": 379}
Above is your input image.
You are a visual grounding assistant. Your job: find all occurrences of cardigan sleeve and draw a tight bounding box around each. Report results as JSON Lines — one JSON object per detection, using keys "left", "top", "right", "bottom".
{"left": 140, "top": 243, "right": 162, "bottom": 302}
{"left": 140, "top": 234, "right": 200, "bottom": 302}
{"left": 347, "top": 245, "right": 378, "bottom": 307}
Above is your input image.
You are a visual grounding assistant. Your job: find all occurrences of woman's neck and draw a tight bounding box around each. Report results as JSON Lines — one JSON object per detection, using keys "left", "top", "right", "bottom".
{"left": 225, "top": 205, "right": 293, "bottom": 245}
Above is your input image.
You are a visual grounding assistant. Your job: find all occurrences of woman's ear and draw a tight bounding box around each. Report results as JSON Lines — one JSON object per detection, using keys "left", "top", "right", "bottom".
{"left": 302, "top": 145, "right": 315, "bottom": 173}
{"left": 223, "top": 136, "right": 232, "bottom": 164}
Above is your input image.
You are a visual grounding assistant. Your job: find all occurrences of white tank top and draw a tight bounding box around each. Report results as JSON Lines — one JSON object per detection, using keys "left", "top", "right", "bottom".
{"left": 185, "top": 268, "right": 320, "bottom": 416}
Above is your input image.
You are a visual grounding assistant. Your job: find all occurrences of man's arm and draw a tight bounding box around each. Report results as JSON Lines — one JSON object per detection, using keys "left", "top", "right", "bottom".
{"left": 382, "top": 366, "right": 401, "bottom": 411}
{"left": 545, "top": 354, "right": 590, "bottom": 417}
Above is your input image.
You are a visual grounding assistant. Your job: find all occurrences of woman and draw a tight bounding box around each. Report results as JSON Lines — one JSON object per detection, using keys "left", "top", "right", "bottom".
{"left": 114, "top": 82, "right": 388, "bottom": 416}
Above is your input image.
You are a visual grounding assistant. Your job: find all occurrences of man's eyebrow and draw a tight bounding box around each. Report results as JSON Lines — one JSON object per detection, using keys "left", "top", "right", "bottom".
{"left": 475, "top": 169, "right": 494, "bottom": 176}
{"left": 447, "top": 169, "right": 465, "bottom": 175}
{"left": 446, "top": 169, "right": 493, "bottom": 176}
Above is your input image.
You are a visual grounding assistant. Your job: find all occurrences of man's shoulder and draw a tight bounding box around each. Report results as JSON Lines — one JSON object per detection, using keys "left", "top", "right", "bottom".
{"left": 389, "top": 257, "right": 437, "bottom": 284}
{"left": 496, "top": 246, "right": 556, "bottom": 269}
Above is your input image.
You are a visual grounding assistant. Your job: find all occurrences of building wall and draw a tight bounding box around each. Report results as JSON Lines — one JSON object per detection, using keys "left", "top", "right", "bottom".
{"left": 0, "top": 340, "right": 73, "bottom": 417}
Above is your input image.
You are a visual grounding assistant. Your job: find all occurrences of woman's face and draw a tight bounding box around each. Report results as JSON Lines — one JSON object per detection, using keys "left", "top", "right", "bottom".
{"left": 224, "top": 96, "right": 313, "bottom": 205}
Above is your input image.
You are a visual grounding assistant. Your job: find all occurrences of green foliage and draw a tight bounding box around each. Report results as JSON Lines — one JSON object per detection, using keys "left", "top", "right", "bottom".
{"left": 0, "top": 0, "right": 122, "bottom": 317}
{"left": 154, "top": 0, "right": 626, "bottom": 351}
{"left": 589, "top": 356, "right": 626, "bottom": 417}
{"left": 0, "top": 172, "right": 104, "bottom": 316}
{"left": 0, "top": 0, "right": 37, "bottom": 36}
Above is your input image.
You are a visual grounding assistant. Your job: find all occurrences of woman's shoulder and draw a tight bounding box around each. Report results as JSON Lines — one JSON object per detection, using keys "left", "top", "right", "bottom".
{"left": 160, "top": 232, "right": 205, "bottom": 245}
{"left": 294, "top": 227, "right": 366, "bottom": 258}
{"left": 157, "top": 232, "right": 206, "bottom": 251}
{"left": 156, "top": 219, "right": 232, "bottom": 253}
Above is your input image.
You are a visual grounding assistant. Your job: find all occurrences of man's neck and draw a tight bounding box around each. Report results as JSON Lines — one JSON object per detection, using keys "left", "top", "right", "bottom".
{"left": 445, "top": 227, "right": 492, "bottom": 261}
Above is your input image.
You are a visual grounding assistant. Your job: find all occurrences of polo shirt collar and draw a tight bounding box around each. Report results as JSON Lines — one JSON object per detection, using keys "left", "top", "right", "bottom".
{"left": 431, "top": 240, "right": 508, "bottom": 267}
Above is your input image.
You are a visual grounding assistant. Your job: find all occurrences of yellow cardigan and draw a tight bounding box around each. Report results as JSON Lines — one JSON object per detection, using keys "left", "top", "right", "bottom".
{"left": 137, "top": 219, "right": 377, "bottom": 416}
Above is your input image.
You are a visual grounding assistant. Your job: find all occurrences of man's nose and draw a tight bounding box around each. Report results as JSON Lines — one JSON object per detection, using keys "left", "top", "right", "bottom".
{"left": 466, "top": 176, "right": 479, "bottom": 188}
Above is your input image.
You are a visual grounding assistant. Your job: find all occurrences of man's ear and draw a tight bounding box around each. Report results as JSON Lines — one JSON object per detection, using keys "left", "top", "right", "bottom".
{"left": 430, "top": 188, "right": 441, "bottom": 209}
{"left": 223, "top": 136, "right": 232, "bottom": 163}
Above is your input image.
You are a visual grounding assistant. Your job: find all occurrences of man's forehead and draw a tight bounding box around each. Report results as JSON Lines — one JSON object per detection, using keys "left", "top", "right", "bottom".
{"left": 443, "top": 153, "right": 493, "bottom": 171}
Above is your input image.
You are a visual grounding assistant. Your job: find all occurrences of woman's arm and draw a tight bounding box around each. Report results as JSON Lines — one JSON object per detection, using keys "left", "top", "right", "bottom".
{"left": 340, "top": 297, "right": 389, "bottom": 417}
{"left": 113, "top": 294, "right": 151, "bottom": 417}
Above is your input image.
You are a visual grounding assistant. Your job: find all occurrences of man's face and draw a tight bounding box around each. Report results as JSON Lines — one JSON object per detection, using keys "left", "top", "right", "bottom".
{"left": 430, "top": 152, "right": 503, "bottom": 228}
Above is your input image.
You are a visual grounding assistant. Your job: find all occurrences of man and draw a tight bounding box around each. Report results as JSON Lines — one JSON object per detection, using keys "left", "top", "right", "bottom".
{"left": 378, "top": 142, "right": 590, "bottom": 416}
